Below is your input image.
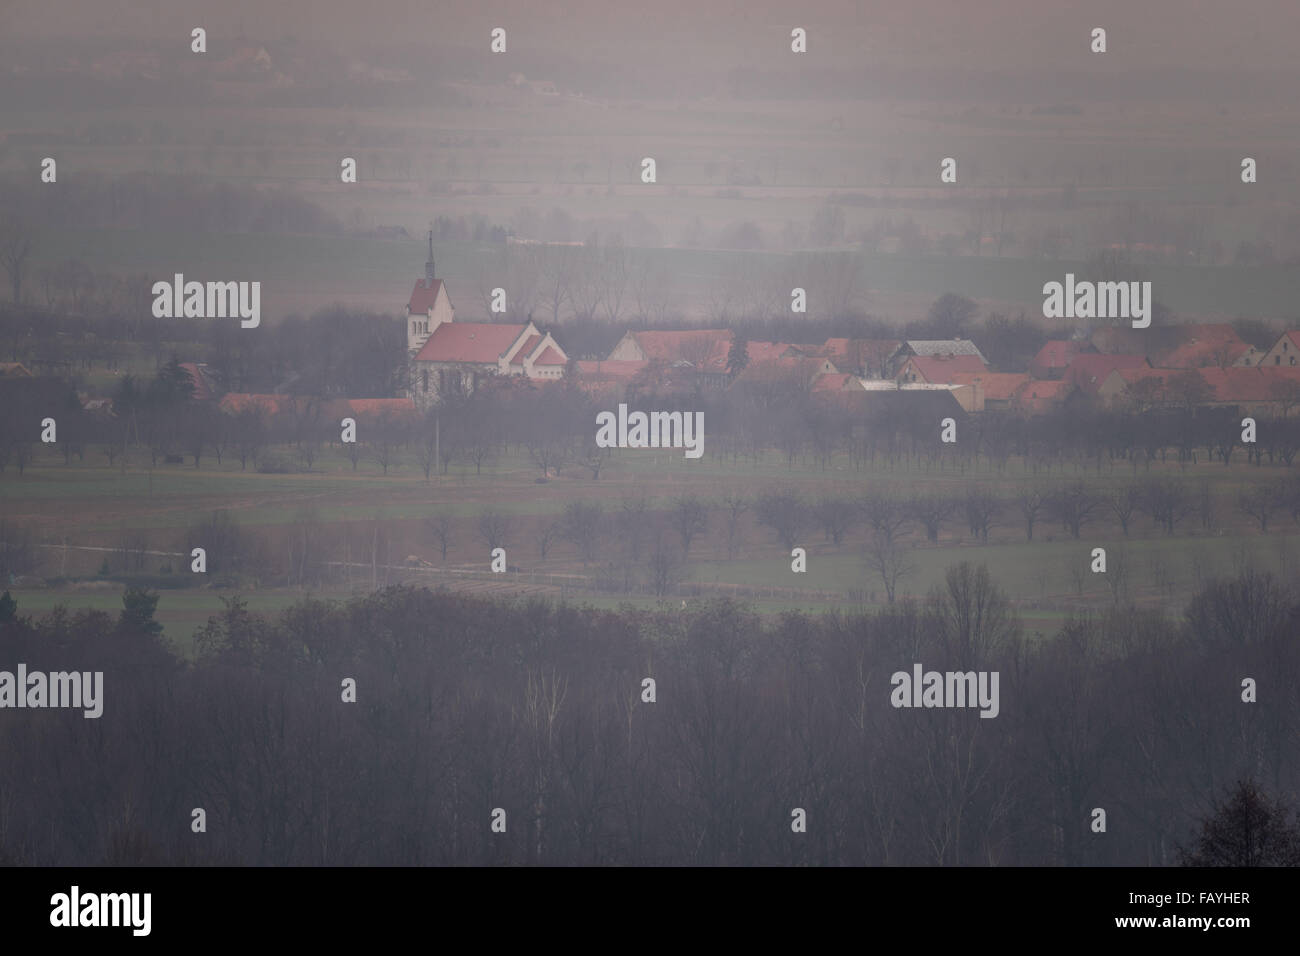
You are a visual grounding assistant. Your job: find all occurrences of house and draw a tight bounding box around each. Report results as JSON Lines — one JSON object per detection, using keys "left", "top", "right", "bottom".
{"left": 896, "top": 353, "right": 988, "bottom": 384}
{"left": 854, "top": 383, "right": 974, "bottom": 420}
{"left": 1091, "top": 323, "right": 1256, "bottom": 369}
{"left": 1062, "top": 354, "right": 1149, "bottom": 396}
{"left": 950, "top": 372, "right": 1031, "bottom": 411}
{"left": 218, "top": 392, "right": 300, "bottom": 419}
{"left": 606, "top": 329, "right": 732, "bottom": 388}
{"left": 731, "top": 356, "right": 839, "bottom": 393}
{"left": 1156, "top": 325, "right": 1254, "bottom": 369}
{"left": 1012, "top": 379, "right": 1074, "bottom": 416}
{"left": 572, "top": 360, "right": 652, "bottom": 401}
{"left": 0, "top": 362, "right": 32, "bottom": 378}
{"left": 328, "top": 398, "right": 419, "bottom": 427}
{"left": 811, "top": 373, "right": 867, "bottom": 393}
{"left": 894, "top": 339, "right": 989, "bottom": 367}
{"left": 1029, "top": 340, "right": 1094, "bottom": 379}
{"left": 858, "top": 379, "right": 982, "bottom": 413}
{"left": 742, "top": 341, "right": 800, "bottom": 364}
{"left": 405, "top": 234, "right": 566, "bottom": 408}
{"left": 1260, "top": 331, "right": 1300, "bottom": 369}
{"left": 1094, "top": 366, "right": 1295, "bottom": 416}
{"left": 805, "top": 338, "right": 900, "bottom": 378}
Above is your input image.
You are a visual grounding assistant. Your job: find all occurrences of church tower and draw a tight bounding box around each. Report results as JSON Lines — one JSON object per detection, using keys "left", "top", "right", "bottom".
{"left": 406, "top": 228, "right": 453, "bottom": 356}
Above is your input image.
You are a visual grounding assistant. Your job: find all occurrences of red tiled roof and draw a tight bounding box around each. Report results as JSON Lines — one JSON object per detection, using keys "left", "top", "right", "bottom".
{"left": 811, "top": 373, "right": 863, "bottom": 392}
{"left": 345, "top": 398, "right": 419, "bottom": 421}
{"left": 219, "top": 393, "right": 295, "bottom": 416}
{"left": 1157, "top": 338, "right": 1251, "bottom": 369}
{"left": 734, "top": 356, "right": 833, "bottom": 388}
{"left": 414, "top": 322, "right": 526, "bottom": 363}
{"left": 816, "top": 337, "right": 900, "bottom": 361}
{"left": 744, "top": 341, "right": 796, "bottom": 363}
{"left": 510, "top": 334, "right": 540, "bottom": 365}
{"left": 1064, "top": 354, "right": 1149, "bottom": 393}
{"left": 900, "top": 354, "right": 987, "bottom": 382}
{"left": 532, "top": 345, "right": 565, "bottom": 366}
{"left": 949, "top": 372, "right": 1030, "bottom": 401}
{"left": 1107, "top": 367, "right": 1269, "bottom": 403}
{"left": 1031, "top": 340, "right": 1087, "bottom": 370}
{"left": 630, "top": 330, "right": 732, "bottom": 370}
{"left": 575, "top": 360, "right": 649, "bottom": 382}
{"left": 408, "top": 278, "right": 444, "bottom": 314}
{"left": 1014, "top": 379, "right": 1072, "bottom": 413}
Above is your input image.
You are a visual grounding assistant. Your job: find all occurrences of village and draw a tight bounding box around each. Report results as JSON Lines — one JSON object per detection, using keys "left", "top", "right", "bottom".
{"left": 35, "top": 238, "right": 1288, "bottom": 434}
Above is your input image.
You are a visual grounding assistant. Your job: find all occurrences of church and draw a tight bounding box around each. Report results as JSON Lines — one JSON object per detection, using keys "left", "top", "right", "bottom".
{"left": 406, "top": 233, "right": 568, "bottom": 410}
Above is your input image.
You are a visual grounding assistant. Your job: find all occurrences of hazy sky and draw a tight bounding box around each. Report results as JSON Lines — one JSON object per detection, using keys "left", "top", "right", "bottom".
{"left": 2, "top": 0, "right": 1296, "bottom": 72}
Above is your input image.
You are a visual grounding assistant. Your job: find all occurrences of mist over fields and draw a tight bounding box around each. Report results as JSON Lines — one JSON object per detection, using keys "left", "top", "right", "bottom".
{"left": 1, "top": 0, "right": 1299, "bottom": 875}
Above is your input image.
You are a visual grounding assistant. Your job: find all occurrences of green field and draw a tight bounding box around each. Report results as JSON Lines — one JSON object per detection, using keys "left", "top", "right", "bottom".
{"left": 26, "top": 227, "right": 1300, "bottom": 323}
{"left": 5, "top": 438, "right": 1297, "bottom": 648}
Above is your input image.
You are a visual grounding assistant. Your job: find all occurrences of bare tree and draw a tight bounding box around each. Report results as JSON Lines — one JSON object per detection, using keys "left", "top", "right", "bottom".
{"left": 1048, "top": 483, "right": 1102, "bottom": 539}
{"left": 536, "top": 244, "right": 574, "bottom": 323}
{"left": 646, "top": 531, "right": 680, "bottom": 597}
{"left": 1106, "top": 484, "right": 1142, "bottom": 536}
{"left": 598, "top": 236, "right": 630, "bottom": 322}
{"left": 859, "top": 492, "right": 910, "bottom": 544}
{"left": 536, "top": 517, "right": 562, "bottom": 559}
{"left": 0, "top": 219, "right": 35, "bottom": 304}
{"left": 863, "top": 531, "right": 915, "bottom": 603}
{"left": 720, "top": 491, "right": 749, "bottom": 559}
{"left": 1014, "top": 487, "right": 1048, "bottom": 542}
{"left": 616, "top": 495, "right": 649, "bottom": 560}
{"left": 426, "top": 512, "right": 454, "bottom": 561}
{"left": 562, "top": 500, "right": 603, "bottom": 563}
{"left": 1105, "top": 546, "right": 1131, "bottom": 605}
{"left": 477, "top": 509, "right": 508, "bottom": 552}
{"left": 756, "top": 490, "right": 807, "bottom": 551}
{"left": 414, "top": 421, "right": 438, "bottom": 480}
{"left": 1141, "top": 478, "right": 1192, "bottom": 535}
{"left": 813, "top": 495, "right": 857, "bottom": 546}
{"left": 577, "top": 440, "right": 612, "bottom": 480}
{"left": 671, "top": 496, "right": 710, "bottom": 558}
{"left": 1238, "top": 481, "right": 1288, "bottom": 534}
{"left": 963, "top": 489, "right": 1001, "bottom": 543}
{"left": 907, "top": 494, "right": 957, "bottom": 544}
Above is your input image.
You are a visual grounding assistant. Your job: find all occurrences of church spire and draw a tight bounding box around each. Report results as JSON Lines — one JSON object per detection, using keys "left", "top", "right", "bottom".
{"left": 425, "top": 227, "right": 435, "bottom": 288}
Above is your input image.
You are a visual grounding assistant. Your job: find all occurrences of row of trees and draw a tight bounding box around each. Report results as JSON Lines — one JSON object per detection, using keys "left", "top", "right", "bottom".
{"left": 1, "top": 564, "right": 1296, "bottom": 866}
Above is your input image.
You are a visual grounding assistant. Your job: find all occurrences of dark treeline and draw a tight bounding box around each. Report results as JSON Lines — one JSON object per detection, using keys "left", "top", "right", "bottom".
{"left": 0, "top": 173, "right": 343, "bottom": 238}
{"left": 0, "top": 306, "right": 407, "bottom": 396}
{"left": 0, "top": 565, "right": 1295, "bottom": 866}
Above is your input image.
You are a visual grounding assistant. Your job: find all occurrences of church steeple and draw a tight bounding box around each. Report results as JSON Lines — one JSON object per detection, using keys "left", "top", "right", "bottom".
{"left": 425, "top": 228, "right": 435, "bottom": 288}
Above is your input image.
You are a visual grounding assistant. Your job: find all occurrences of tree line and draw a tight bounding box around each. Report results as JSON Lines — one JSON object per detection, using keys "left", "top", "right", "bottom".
{"left": 0, "top": 564, "right": 1296, "bottom": 866}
